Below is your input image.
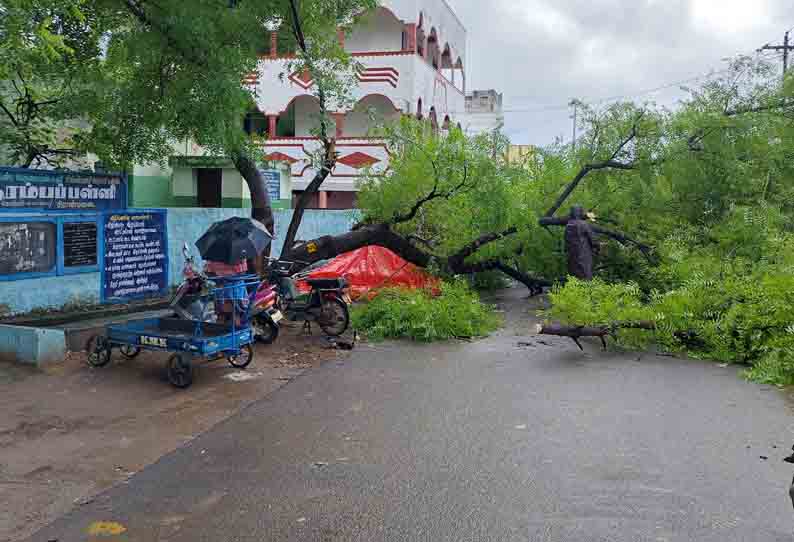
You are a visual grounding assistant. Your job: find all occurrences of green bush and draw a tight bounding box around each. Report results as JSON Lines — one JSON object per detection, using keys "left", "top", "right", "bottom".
{"left": 351, "top": 280, "right": 501, "bottom": 341}
{"left": 543, "top": 267, "right": 794, "bottom": 384}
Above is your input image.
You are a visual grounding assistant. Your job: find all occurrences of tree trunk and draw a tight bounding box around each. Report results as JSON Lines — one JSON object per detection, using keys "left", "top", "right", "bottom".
{"left": 280, "top": 142, "right": 335, "bottom": 258}
{"left": 285, "top": 221, "right": 550, "bottom": 294}
{"left": 286, "top": 223, "right": 433, "bottom": 268}
{"left": 232, "top": 151, "right": 275, "bottom": 266}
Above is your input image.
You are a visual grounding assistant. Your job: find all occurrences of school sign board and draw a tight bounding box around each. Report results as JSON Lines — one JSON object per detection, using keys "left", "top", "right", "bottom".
{"left": 0, "top": 168, "right": 126, "bottom": 211}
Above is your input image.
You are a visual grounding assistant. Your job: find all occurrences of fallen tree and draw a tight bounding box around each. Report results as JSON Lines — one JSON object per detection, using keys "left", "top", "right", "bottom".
{"left": 283, "top": 108, "right": 658, "bottom": 292}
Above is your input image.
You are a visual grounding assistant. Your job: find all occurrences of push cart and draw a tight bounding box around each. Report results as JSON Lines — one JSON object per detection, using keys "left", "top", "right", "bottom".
{"left": 85, "top": 277, "right": 260, "bottom": 388}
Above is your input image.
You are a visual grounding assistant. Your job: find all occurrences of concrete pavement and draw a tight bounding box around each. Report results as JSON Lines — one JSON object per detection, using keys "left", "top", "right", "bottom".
{"left": 27, "top": 288, "right": 794, "bottom": 541}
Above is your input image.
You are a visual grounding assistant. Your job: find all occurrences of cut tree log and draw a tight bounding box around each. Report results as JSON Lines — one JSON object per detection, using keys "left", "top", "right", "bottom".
{"left": 535, "top": 321, "right": 656, "bottom": 350}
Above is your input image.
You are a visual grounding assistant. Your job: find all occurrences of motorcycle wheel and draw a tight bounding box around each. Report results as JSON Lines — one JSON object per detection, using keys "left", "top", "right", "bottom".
{"left": 318, "top": 297, "right": 350, "bottom": 337}
{"left": 253, "top": 314, "right": 280, "bottom": 344}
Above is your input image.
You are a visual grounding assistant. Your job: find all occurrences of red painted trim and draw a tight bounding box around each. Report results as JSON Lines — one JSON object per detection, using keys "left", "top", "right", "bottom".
{"left": 357, "top": 77, "right": 398, "bottom": 88}
{"left": 259, "top": 50, "right": 414, "bottom": 61}
{"left": 359, "top": 67, "right": 400, "bottom": 76}
{"left": 352, "top": 50, "right": 414, "bottom": 57}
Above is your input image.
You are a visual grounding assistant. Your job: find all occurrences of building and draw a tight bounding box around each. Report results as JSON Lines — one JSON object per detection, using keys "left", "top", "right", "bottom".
{"left": 128, "top": 146, "right": 292, "bottom": 210}
{"left": 250, "top": 0, "right": 468, "bottom": 209}
{"left": 462, "top": 89, "right": 504, "bottom": 136}
{"left": 506, "top": 144, "right": 536, "bottom": 164}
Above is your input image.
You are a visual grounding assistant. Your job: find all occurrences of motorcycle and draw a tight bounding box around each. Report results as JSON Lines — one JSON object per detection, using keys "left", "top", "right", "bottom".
{"left": 265, "top": 259, "right": 351, "bottom": 336}
{"left": 170, "top": 243, "right": 215, "bottom": 322}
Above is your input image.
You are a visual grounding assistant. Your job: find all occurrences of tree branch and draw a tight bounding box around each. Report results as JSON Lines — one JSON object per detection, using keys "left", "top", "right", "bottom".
{"left": 0, "top": 101, "right": 19, "bottom": 127}
{"left": 543, "top": 117, "right": 641, "bottom": 218}
{"left": 457, "top": 259, "right": 551, "bottom": 294}
{"left": 448, "top": 226, "right": 519, "bottom": 266}
{"left": 591, "top": 225, "right": 656, "bottom": 263}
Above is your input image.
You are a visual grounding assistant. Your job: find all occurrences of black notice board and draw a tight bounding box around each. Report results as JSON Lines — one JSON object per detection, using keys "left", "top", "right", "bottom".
{"left": 63, "top": 222, "right": 98, "bottom": 267}
{"left": 102, "top": 211, "right": 168, "bottom": 302}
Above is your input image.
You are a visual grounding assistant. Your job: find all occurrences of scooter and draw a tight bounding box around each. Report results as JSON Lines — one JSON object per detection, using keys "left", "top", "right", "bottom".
{"left": 250, "top": 281, "right": 283, "bottom": 344}
{"left": 266, "top": 259, "right": 351, "bottom": 336}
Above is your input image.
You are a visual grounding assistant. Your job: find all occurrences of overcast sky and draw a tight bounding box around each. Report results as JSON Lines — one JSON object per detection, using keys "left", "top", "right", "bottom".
{"left": 447, "top": 0, "right": 794, "bottom": 145}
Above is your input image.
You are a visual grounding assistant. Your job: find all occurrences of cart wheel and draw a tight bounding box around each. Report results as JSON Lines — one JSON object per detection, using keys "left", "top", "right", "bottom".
{"left": 167, "top": 354, "right": 193, "bottom": 388}
{"left": 228, "top": 344, "right": 254, "bottom": 369}
{"left": 119, "top": 344, "right": 141, "bottom": 359}
{"left": 86, "top": 335, "right": 111, "bottom": 368}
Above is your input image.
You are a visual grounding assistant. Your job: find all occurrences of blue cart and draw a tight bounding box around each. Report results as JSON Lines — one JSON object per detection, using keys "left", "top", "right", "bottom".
{"left": 86, "top": 278, "right": 260, "bottom": 388}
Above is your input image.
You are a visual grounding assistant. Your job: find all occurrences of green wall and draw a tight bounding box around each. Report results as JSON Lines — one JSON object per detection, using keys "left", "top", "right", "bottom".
{"left": 129, "top": 174, "right": 285, "bottom": 209}
{"left": 129, "top": 175, "right": 184, "bottom": 207}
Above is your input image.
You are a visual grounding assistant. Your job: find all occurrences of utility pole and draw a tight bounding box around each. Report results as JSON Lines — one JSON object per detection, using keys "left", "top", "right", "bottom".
{"left": 759, "top": 31, "right": 794, "bottom": 82}
{"left": 569, "top": 99, "right": 578, "bottom": 149}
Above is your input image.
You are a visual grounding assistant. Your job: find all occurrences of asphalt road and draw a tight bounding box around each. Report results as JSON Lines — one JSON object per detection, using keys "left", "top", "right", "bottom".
{"left": 28, "top": 288, "right": 794, "bottom": 541}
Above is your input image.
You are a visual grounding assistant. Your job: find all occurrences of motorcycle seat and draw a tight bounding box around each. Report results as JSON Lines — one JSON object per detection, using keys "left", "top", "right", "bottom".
{"left": 304, "top": 277, "right": 347, "bottom": 289}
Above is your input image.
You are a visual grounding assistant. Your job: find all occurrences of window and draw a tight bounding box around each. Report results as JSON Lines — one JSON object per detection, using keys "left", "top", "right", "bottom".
{"left": 0, "top": 222, "right": 56, "bottom": 276}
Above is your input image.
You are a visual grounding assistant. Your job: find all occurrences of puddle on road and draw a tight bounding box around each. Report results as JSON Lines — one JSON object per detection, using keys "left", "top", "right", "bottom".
{"left": 223, "top": 371, "right": 264, "bottom": 382}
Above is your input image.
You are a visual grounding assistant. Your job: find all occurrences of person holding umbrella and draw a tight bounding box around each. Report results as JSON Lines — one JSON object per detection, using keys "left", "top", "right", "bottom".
{"left": 195, "top": 217, "right": 273, "bottom": 326}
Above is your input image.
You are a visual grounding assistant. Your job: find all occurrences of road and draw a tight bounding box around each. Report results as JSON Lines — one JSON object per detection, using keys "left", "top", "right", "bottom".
{"left": 28, "top": 288, "right": 794, "bottom": 541}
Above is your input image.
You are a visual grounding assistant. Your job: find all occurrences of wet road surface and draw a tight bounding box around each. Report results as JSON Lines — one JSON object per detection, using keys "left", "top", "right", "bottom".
{"left": 28, "top": 288, "right": 794, "bottom": 541}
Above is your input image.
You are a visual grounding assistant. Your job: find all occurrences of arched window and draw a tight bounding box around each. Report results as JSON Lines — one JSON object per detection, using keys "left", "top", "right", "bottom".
{"left": 345, "top": 94, "right": 400, "bottom": 137}
{"left": 346, "top": 6, "right": 405, "bottom": 53}
{"left": 275, "top": 94, "right": 321, "bottom": 137}
{"left": 442, "top": 115, "right": 450, "bottom": 130}
{"left": 417, "top": 98, "right": 423, "bottom": 120}
{"left": 454, "top": 57, "right": 465, "bottom": 92}
{"left": 429, "top": 106, "right": 438, "bottom": 130}
{"left": 427, "top": 28, "right": 439, "bottom": 69}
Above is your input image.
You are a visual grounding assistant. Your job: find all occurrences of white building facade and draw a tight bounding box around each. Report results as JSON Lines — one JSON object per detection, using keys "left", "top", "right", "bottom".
{"left": 249, "top": 0, "right": 467, "bottom": 209}
{"left": 462, "top": 89, "right": 504, "bottom": 136}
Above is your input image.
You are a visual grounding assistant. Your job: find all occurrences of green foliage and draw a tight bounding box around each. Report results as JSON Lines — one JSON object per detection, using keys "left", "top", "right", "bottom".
{"left": 524, "top": 57, "right": 794, "bottom": 385}
{"left": 351, "top": 280, "right": 501, "bottom": 342}
{"left": 0, "top": 0, "right": 118, "bottom": 166}
{"left": 0, "top": 0, "right": 375, "bottom": 169}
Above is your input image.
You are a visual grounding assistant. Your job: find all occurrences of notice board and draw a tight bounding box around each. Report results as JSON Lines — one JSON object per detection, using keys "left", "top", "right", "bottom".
{"left": 102, "top": 211, "right": 168, "bottom": 301}
{"left": 63, "top": 222, "right": 97, "bottom": 268}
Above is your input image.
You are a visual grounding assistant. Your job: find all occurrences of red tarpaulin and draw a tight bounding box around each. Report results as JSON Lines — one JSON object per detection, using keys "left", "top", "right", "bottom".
{"left": 298, "top": 246, "right": 438, "bottom": 299}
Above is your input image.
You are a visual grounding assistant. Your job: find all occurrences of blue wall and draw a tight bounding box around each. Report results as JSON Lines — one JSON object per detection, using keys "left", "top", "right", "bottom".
{"left": 0, "top": 208, "right": 357, "bottom": 316}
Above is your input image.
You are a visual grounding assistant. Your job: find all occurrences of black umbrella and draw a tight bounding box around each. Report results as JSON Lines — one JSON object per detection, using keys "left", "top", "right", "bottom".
{"left": 195, "top": 216, "right": 272, "bottom": 264}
